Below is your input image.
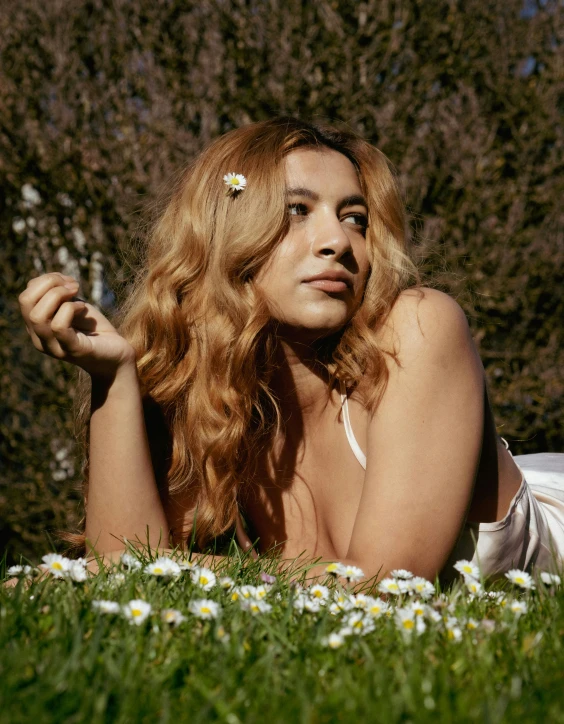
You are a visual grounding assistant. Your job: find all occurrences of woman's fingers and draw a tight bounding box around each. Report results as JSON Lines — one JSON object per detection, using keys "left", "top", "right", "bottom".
{"left": 50, "top": 300, "right": 89, "bottom": 357}
{"left": 19, "top": 272, "right": 78, "bottom": 313}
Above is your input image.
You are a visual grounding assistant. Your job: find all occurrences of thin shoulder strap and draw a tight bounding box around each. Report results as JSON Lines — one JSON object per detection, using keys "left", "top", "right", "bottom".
{"left": 339, "top": 380, "right": 367, "bottom": 470}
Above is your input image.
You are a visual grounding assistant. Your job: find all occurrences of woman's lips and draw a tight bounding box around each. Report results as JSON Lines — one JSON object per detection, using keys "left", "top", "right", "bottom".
{"left": 303, "top": 280, "right": 349, "bottom": 292}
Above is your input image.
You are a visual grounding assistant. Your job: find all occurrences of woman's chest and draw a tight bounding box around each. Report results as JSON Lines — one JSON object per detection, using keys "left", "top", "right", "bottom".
{"left": 240, "top": 398, "right": 368, "bottom": 560}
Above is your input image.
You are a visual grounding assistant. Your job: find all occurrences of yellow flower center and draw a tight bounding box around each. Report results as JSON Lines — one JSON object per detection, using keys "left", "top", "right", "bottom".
{"left": 201, "top": 606, "right": 211, "bottom": 614}
{"left": 447, "top": 629, "right": 455, "bottom": 639}
{"left": 515, "top": 577, "right": 524, "bottom": 584}
{"left": 154, "top": 567, "right": 163, "bottom": 574}
{"left": 313, "top": 590, "right": 323, "bottom": 598}
{"left": 200, "top": 576, "right": 209, "bottom": 585}
{"left": 371, "top": 607, "right": 381, "bottom": 614}
{"left": 230, "top": 178, "right": 240, "bottom": 185}
{"left": 463, "top": 565, "right": 473, "bottom": 573}
{"left": 389, "top": 583, "right": 399, "bottom": 591}
{"left": 52, "top": 562, "right": 63, "bottom": 570}
{"left": 132, "top": 608, "right": 142, "bottom": 617}
{"left": 231, "top": 592, "right": 239, "bottom": 601}
{"left": 353, "top": 621, "right": 363, "bottom": 629}
{"left": 403, "top": 619, "right": 415, "bottom": 629}
{"left": 165, "top": 612, "right": 175, "bottom": 621}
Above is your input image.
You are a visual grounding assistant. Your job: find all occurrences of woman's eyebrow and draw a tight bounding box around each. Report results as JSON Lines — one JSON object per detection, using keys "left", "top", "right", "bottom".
{"left": 285, "top": 187, "right": 367, "bottom": 212}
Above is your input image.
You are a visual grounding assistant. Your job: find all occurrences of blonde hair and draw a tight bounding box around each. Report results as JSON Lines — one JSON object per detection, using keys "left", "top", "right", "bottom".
{"left": 61, "top": 116, "right": 420, "bottom": 553}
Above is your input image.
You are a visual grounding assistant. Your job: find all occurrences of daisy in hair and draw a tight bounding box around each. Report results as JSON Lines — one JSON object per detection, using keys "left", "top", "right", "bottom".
{"left": 453, "top": 559, "right": 480, "bottom": 580}
{"left": 92, "top": 600, "right": 121, "bottom": 614}
{"left": 191, "top": 566, "right": 217, "bottom": 591}
{"left": 188, "top": 599, "right": 220, "bottom": 619}
{"left": 223, "top": 172, "right": 247, "bottom": 192}
{"left": 161, "top": 609, "right": 186, "bottom": 626}
{"left": 122, "top": 599, "right": 152, "bottom": 626}
{"left": 505, "top": 569, "right": 535, "bottom": 590}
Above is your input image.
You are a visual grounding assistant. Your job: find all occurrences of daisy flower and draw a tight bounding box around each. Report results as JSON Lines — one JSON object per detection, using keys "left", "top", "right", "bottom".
{"left": 191, "top": 566, "right": 217, "bottom": 591}
{"left": 465, "top": 618, "right": 480, "bottom": 631}
{"left": 161, "top": 608, "right": 186, "bottom": 626}
{"left": 505, "top": 569, "right": 535, "bottom": 589}
{"left": 309, "top": 584, "right": 330, "bottom": 602}
{"left": 67, "top": 560, "right": 88, "bottom": 582}
{"left": 41, "top": 554, "right": 72, "bottom": 578}
{"left": 540, "top": 571, "right": 561, "bottom": 586}
{"left": 219, "top": 576, "right": 235, "bottom": 591}
{"left": 7, "top": 565, "right": 35, "bottom": 577}
{"left": 464, "top": 576, "right": 484, "bottom": 597}
{"left": 122, "top": 599, "right": 152, "bottom": 626}
{"left": 92, "top": 600, "right": 121, "bottom": 614}
{"left": 188, "top": 599, "right": 220, "bottom": 620}
{"left": 446, "top": 626, "right": 462, "bottom": 642}
{"left": 107, "top": 572, "right": 126, "bottom": 587}
{"left": 223, "top": 173, "right": 247, "bottom": 192}
{"left": 378, "top": 578, "right": 403, "bottom": 595}
{"left": 453, "top": 559, "right": 481, "bottom": 580}
{"left": 177, "top": 559, "right": 198, "bottom": 571}
{"left": 342, "top": 611, "right": 376, "bottom": 636}
{"left": 260, "top": 572, "right": 276, "bottom": 585}
{"left": 410, "top": 577, "right": 435, "bottom": 599}
{"left": 331, "top": 591, "right": 354, "bottom": 612}
{"left": 241, "top": 599, "right": 272, "bottom": 615}
{"left": 410, "top": 600, "right": 426, "bottom": 617}
{"left": 509, "top": 600, "right": 528, "bottom": 616}
{"left": 322, "top": 632, "right": 345, "bottom": 649}
{"left": 145, "top": 557, "right": 181, "bottom": 578}
{"left": 365, "top": 597, "right": 390, "bottom": 619}
{"left": 216, "top": 625, "right": 230, "bottom": 643}
{"left": 340, "top": 565, "right": 364, "bottom": 583}
{"left": 390, "top": 569, "right": 414, "bottom": 580}
{"left": 426, "top": 608, "right": 443, "bottom": 624}
{"left": 325, "top": 562, "right": 345, "bottom": 576}
{"left": 294, "top": 593, "right": 322, "bottom": 613}
{"left": 120, "top": 552, "right": 142, "bottom": 571}
{"left": 395, "top": 608, "right": 417, "bottom": 633}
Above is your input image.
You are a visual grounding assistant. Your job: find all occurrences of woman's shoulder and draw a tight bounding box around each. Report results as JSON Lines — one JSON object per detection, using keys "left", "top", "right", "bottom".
{"left": 376, "top": 286, "right": 474, "bottom": 367}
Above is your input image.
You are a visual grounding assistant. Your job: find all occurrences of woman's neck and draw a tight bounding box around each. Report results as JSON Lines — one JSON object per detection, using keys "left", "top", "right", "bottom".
{"left": 269, "top": 338, "right": 335, "bottom": 427}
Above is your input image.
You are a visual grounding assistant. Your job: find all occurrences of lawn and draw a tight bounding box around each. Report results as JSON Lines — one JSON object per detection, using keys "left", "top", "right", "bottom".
{"left": 1, "top": 546, "right": 563, "bottom": 724}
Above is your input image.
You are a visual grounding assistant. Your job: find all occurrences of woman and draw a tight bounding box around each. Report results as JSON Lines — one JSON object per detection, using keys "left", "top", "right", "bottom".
{"left": 18, "top": 116, "right": 564, "bottom": 584}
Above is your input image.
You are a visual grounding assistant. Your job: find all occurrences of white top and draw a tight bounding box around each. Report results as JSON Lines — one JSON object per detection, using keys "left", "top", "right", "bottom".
{"left": 339, "top": 381, "right": 564, "bottom": 580}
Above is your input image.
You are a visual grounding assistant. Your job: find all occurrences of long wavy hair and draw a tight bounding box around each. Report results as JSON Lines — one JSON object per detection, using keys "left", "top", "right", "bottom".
{"left": 60, "top": 116, "right": 421, "bottom": 554}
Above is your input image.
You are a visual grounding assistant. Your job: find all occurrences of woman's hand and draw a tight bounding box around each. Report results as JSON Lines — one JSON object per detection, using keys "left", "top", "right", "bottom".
{"left": 18, "top": 272, "right": 135, "bottom": 379}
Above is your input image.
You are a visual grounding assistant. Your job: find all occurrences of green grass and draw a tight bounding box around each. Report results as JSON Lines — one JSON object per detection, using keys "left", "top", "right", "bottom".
{"left": 1, "top": 547, "right": 564, "bottom": 724}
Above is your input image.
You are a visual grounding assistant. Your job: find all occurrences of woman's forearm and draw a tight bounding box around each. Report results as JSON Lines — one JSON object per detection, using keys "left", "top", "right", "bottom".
{"left": 85, "top": 361, "right": 170, "bottom": 555}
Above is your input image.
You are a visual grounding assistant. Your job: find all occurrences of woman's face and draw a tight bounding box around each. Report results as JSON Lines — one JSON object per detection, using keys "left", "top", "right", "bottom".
{"left": 254, "top": 147, "right": 371, "bottom": 344}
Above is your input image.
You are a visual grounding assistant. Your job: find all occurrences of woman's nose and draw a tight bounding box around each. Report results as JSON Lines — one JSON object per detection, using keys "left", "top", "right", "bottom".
{"left": 311, "top": 211, "right": 353, "bottom": 258}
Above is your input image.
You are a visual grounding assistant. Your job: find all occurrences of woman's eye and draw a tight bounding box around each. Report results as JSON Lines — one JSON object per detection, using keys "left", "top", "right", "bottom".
{"left": 288, "top": 203, "right": 308, "bottom": 217}
{"left": 342, "top": 214, "right": 368, "bottom": 231}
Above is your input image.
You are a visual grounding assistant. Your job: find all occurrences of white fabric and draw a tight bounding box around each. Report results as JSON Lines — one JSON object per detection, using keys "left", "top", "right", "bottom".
{"left": 340, "top": 386, "right": 564, "bottom": 580}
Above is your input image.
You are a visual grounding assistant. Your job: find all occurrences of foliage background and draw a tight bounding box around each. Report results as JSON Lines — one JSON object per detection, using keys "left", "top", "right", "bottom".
{"left": 1, "top": 0, "right": 562, "bottom": 564}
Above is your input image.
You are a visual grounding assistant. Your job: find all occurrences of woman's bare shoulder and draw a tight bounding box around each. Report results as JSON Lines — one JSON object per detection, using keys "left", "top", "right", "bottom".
{"left": 376, "top": 286, "right": 475, "bottom": 367}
